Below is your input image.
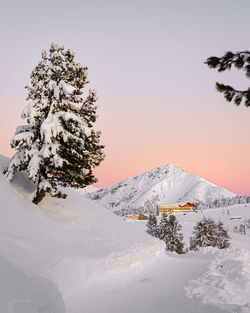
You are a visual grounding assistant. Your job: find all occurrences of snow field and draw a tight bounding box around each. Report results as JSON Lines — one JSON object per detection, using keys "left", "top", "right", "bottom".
{"left": 1, "top": 155, "right": 250, "bottom": 313}
{"left": 0, "top": 255, "right": 65, "bottom": 313}
{"left": 186, "top": 248, "right": 250, "bottom": 312}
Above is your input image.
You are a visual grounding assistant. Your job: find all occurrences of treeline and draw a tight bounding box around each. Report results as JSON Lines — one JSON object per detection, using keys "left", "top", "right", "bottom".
{"left": 114, "top": 206, "right": 156, "bottom": 217}
{"left": 194, "top": 195, "right": 250, "bottom": 210}
{"left": 114, "top": 195, "right": 250, "bottom": 217}
{"left": 146, "top": 214, "right": 230, "bottom": 254}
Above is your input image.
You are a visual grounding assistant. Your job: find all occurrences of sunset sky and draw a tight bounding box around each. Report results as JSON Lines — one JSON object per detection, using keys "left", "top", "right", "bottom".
{"left": 0, "top": 0, "right": 250, "bottom": 195}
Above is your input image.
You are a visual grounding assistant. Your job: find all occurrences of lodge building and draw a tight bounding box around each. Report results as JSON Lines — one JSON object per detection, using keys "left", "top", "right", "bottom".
{"left": 158, "top": 202, "right": 195, "bottom": 215}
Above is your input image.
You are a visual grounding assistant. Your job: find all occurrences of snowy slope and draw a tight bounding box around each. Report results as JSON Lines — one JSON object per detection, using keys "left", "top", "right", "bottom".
{"left": 1, "top": 155, "right": 250, "bottom": 313}
{"left": 0, "top": 255, "right": 65, "bottom": 313}
{"left": 0, "top": 155, "right": 162, "bottom": 313}
{"left": 88, "top": 163, "right": 236, "bottom": 213}
{"left": 77, "top": 184, "right": 99, "bottom": 195}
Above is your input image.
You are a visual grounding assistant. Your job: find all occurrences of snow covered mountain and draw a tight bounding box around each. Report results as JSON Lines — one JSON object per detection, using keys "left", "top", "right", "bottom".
{"left": 88, "top": 164, "right": 236, "bottom": 214}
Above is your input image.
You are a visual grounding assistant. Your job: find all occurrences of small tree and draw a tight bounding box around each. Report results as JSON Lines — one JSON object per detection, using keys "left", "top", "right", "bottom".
{"left": 215, "top": 221, "right": 231, "bottom": 249}
{"left": 190, "top": 217, "right": 230, "bottom": 251}
{"left": 189, "top": 217, "right": 216, "bottom": 251}
{"left": 164, "top": 215, "right": 185, "bottom": 254}
{"left": 158, "top": 213, "right": 169, "bottom": 240}
{"left": 205, "top": 50, "right": 250, "bottom": 106}
{"left": 4, "top": 43, "right": 105, "bottom": 204}
{"left": 146, "top": 214, "right": 158, "bottom": 238}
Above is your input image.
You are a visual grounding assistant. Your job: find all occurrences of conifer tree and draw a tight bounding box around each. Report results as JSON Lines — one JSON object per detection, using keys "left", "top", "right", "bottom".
{"left": 4, "top": 43, "right": 105, "bottom": 204}
{"left": 190, "top": 217, "right": 230, "bottom": 251}
{"left": 164, "top": 215, "right": 185, "bottom": 254}
{"left": 189, "top": 217, "right": 216, "bottom": 251}
{"left": 205, "top": 50, "right": 250, "bottom": 106}
{"left": 146, "top": 214, "right": 158, "bottom": 238}
{"left": 215, "top": 221, "right": 231, "bottom": 249}
{"left": 158, "top": 213, "right": 169, "bottom": 240}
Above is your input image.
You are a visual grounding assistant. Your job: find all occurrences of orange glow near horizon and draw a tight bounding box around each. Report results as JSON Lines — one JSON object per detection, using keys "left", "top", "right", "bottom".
{"left": 2, "top": 94, "right": 250, "bottom": 196}
{"left": 1, "top": 1, "right": 250, "bottom": 196}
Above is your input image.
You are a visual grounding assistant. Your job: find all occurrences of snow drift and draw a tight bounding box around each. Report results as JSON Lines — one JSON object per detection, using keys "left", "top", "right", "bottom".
{"left": 1, "top": 155, "right": 250, "bottom": 313}
{"left": 0, "top": 155, "right": 163, "bottom": 313}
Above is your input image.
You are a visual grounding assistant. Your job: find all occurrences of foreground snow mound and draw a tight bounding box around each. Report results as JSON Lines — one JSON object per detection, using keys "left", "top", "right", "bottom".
{"left": 186, "top": 248, "right": 250, "bottom": 312}
{"left": 77, "top": 184, "right": 99, "bottom": 195}
{"left": 0, "top": 155, "right": 163, "bottom": 313}
{"left": 0, "top": 254, "right": 65, "bottom": 313}
{"left": 1, "top": 155, "right": 250, "bottom": 313}
{"left": 89, "top": 163, "right": 236, "bottom": 214}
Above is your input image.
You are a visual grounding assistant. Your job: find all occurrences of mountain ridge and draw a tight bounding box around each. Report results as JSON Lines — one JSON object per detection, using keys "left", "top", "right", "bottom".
{"left": 88, "top": 163, "right": 236, "bottom": 214}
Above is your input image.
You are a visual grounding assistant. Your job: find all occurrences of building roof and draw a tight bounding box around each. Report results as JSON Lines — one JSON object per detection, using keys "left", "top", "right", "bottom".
{"left": 159, "top": 202, "right": 195, "bottom": 208}
{"left": 137, "top": 214, "right": 148, "bottom": 220}
{"left": 183, "top": 202, "right": 195, "bottom": 207}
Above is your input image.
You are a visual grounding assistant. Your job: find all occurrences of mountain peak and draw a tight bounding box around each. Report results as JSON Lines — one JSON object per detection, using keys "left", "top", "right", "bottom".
{"left": 90, "top": 164, "right": 236, "bottom": 215}
{"left": 162, "top": 163, "right": 183, "bottom": 172}
{"left": 136, "top": 163, "right": 183, "bottom": 182}
{"left": 149, "top": 163, "right": 182, "bottom": 172}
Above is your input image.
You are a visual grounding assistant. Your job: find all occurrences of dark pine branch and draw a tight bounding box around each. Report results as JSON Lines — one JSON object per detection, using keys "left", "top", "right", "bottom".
{"left": 206, "top": 50, "right": 250, "bottom": 107}
{"left": 216, "top": 83, "right": 250, "bottom": 107}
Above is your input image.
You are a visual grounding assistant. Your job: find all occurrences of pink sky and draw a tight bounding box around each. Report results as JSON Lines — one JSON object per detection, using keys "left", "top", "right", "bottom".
{"left": 0, "top": 0, "right": 250, "bottom": 195}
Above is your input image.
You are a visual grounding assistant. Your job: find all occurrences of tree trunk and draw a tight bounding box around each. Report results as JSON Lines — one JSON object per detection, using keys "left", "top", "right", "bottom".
{"left": 32, "top": 189, "right": 46, "bottom": 205}
{"left": 32, "top": 173, "right": 47, "bottom": 205}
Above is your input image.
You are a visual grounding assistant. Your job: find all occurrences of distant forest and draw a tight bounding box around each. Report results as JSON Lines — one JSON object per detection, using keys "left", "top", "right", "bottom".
{"left": 114, "top": 195, "right": 250, "bottom": 217}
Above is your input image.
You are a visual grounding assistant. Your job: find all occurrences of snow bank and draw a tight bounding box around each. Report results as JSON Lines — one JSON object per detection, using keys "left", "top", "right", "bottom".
{"left": 0, "top": 155, "right": 163, "bottom": 313}
{"left": 0, "top": 254, "right": 65, "bottom": 313}
{"left": 1, "top": 154, "right": 250, "bottom": 313}
{"left": 186, "top": 248, "right": 250, "bottom": 311}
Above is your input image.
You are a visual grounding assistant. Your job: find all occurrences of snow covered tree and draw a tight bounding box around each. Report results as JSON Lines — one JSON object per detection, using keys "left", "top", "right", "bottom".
{"left": 206, "top": 50, "right": 250, "bottom": 106}
{"left": 215, "top": 221, "right": 231, "bottom": 249}
{"left": 189, "top": 217, "right": 217, "bottom": 251}
{"left": 4, "top": 43, "right": 105, "bottom": 204}
{"left": 190, "top": 217, "right": 230, "bottom": 251}
{"left": 164, "top": 215, "right": 185, "bottom": 254}
{"left": 158, "top": 213, "right": 169, "bottom": 240}
{"left": 146, "top": 214, "right": 158, "bottom": 238}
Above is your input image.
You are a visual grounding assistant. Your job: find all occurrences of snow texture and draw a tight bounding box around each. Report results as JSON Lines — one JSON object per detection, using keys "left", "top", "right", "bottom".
{"left": 186, "top": 248, "right": 250, "bottom": 311}
{"left": 1, "top": 155, "right": 250, "bottom": 313}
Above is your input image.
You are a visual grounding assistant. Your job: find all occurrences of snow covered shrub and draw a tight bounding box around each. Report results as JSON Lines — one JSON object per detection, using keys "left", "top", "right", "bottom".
{"left": 4, "top": 43, "right": 105, "bottom": 204}
{"left": 239, "top": 223, "right": 246, "bottom": 235}
{"left": 146, "top": 213, "right": 185, "bottom": 254}
{"left": 164, "top": 215, "right": 185, "bottom": 254}
{"left": 146, "top": 214, "right": 159, "bottom": 238}
{"left": 215, "top": 221, "right": 231, "bottom": 249}
{"left": 189, "top": 217, "right": 230, "bottom": 251}
{"left": 189, "top": 217, "right": 216, "bottom": 251}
